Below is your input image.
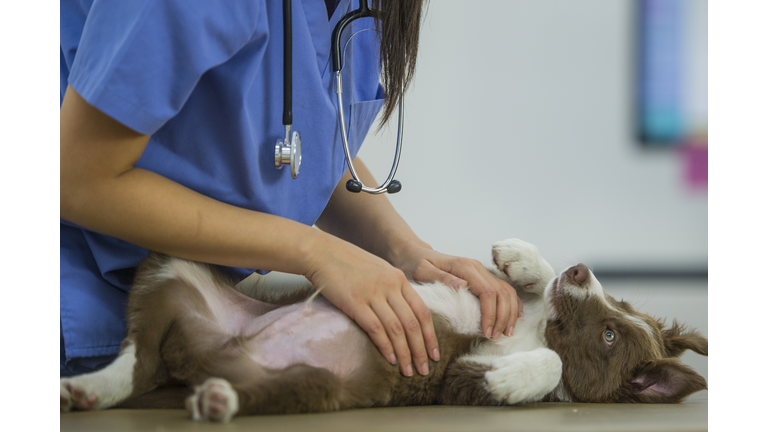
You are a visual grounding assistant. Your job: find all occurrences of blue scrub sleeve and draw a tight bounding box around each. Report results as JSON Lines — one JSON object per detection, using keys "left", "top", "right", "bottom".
{"left": 68, "top": 0, "right": 265, "bottom": 135}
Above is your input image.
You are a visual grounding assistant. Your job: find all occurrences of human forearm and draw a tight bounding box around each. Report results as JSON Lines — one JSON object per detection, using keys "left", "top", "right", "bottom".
{"left": 60, "top": 85, "right": 327, "bottom": 275}
{"left": 61, "top": 85, "right": 441, "bottom": 377}
{"left": 315, "top": 159, "right": 430, "bottom": 268}
{"left": 62, "top": 166, "right": 331, "bottom": 274}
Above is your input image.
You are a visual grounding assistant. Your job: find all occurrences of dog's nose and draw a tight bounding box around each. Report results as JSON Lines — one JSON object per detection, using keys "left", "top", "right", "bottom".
{"left": 567, "top": 263, "right": 590, "bottom": 285}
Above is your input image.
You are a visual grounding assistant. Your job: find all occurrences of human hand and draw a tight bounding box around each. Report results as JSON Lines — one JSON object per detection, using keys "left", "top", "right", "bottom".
{"left": 392, "top": 244, "right": 522, "bottom": 339}
{"left": 303, "top": 236, "right": 439, "bottom": 377}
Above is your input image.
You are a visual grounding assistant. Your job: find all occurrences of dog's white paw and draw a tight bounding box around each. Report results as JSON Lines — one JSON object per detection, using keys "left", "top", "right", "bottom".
{"left": 491, "top": 239, "right": 555, "bottom": 293}
{"left": 187, "top": 378, "right": 239, "bottom": 423}
{"left": 485, "top": 348, "right": 562, "bottom": 404}
{"left": 60, "top": 379, "right": 98, "bottom": 412}
{"left": 60, "top": 343, "right": 137, "bottom": 413}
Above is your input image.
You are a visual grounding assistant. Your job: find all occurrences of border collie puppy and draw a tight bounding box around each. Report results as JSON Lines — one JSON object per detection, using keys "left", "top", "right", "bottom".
{"left": 60, "top": 239, "right": 707, "bottom": 422}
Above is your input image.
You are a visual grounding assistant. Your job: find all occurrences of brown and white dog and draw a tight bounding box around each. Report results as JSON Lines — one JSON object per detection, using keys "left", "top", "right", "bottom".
{"left": 60, "top": 239, "right": 708, "bottom": 422}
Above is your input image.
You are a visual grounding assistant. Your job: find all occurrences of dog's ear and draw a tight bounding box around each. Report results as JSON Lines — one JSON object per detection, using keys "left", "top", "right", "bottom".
{"left": 662, "top": 320, "right": 707, "bottom": 357}
{"left": 622, "top": 358, "right": 707, "bottom": 403}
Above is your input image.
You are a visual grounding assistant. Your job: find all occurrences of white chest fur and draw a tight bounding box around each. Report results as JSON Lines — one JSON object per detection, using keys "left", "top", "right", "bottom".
{"left": 413, "top": 282, "right": 548, "bottom": 359}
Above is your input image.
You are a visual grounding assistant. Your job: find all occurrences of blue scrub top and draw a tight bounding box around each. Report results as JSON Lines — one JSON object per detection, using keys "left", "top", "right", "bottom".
{"left": 60, "top": 0, "right": 385, "bottom": 375}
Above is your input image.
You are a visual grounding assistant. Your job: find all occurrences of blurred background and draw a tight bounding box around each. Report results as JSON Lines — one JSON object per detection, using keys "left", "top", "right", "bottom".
{"left": 357, "top": 0, "right": 708, "bottom": 379}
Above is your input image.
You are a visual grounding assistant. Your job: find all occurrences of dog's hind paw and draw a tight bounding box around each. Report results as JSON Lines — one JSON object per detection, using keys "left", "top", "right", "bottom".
{"left": 60, "top": 379, "right": 98, "bottom": 412}
{"left": 187, "top": 378, "right": 239, "bottom": 423}
{"left": 491, "top": 239, "right": 555, "bottom": 294}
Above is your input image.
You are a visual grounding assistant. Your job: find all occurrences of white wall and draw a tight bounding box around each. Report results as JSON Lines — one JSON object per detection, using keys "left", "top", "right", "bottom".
{"left": 358, "top": 0, "right": 707, "bottom": 272}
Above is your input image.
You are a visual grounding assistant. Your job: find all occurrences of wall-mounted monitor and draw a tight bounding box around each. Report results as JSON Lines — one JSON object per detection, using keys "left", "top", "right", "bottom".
{"left": 636, "top": 0, "right": 707, "bottom": 147}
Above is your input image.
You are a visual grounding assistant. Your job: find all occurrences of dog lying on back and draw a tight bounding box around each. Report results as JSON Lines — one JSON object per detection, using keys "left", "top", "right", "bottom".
{"left": 60, "top": 239, "right": 708, "bottom": 422}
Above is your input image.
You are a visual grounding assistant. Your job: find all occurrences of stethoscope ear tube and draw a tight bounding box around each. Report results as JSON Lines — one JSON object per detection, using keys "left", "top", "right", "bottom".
{"left": 331, "top": 1, "right": 377, "bottom": 72}
{"left": 337, "top": 71, "right": 404, "bottom": 195}
{"left": 332, "top": 2, "right": 403, "bottom": 195}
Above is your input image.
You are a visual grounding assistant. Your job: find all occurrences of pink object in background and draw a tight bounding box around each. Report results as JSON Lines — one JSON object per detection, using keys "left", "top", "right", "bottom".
{"left": 681, "top": 135, "right": 707, "bottom": 189}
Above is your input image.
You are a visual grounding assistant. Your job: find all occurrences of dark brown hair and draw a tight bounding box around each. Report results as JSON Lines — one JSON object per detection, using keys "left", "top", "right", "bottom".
{"left": 371, "top": 0, "right": 428, "bottom": 126}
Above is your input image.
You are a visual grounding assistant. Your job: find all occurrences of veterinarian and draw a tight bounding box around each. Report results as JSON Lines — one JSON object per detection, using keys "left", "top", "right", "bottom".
{"left": 60, "top": 0, "right": 521, "bottom": 379}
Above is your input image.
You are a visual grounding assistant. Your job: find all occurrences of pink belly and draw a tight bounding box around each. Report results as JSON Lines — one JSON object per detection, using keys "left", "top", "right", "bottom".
{"left": 242, "top": 298, "right": 371, "bottom": 380}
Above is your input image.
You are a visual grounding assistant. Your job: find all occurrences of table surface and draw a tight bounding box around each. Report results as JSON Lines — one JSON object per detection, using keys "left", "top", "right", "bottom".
{"left": 60, "top": 391, "right": 707, "bottom": 432}
{"left": 61, "top": 278, "right": 708, "bottom": 432}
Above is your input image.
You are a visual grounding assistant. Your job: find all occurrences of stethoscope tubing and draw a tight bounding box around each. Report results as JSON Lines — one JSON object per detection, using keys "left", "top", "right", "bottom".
{"left": 282, "top": 0, "right": 293, "bottom": 127}
{"left": 332, "top": 1, "right": 403, "bottom": 194}
{"left": 278, "top": 0, "right": 403, "bottom": 193}
{"left": 275, "top": 0, "right": 301, "bottom": 179}
{"left": 335, "top": 72, "right": 404, "bottom": 194}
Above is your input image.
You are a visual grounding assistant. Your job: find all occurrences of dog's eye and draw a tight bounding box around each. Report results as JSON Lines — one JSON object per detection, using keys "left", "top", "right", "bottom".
{"left": 604, "top": 330, "right": 616, "bottom": 343}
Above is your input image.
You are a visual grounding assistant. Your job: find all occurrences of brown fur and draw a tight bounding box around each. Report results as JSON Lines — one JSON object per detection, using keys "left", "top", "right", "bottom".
{"left": 214, "top": 315, "right": 484, "bottom": 415}
{"left": 116, "top": 254, "right": 493, "bottom": 416}
{"left": 76, "top": 253, "right": 706, "bottom": 417}
{"left": 544, "top": 272, "right": 707, "bottom": 403}
{"left": 440, "top": 360, "right": 502, "bottom": 406}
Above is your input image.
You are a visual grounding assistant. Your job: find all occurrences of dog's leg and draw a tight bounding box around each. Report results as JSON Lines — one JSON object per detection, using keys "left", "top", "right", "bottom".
{"left": 185, "top": 362, "right": 350, "bottom": 422}
{"left": 235, "top": 364, "right": 346, "bottom": 415}
{"left": 60, "top": 283, "right": 184, "bottom": 412}
{"left": 60, "top": 255, "right": 218, "bottom": 412}
{"left": 484, "top": 347, "right": 563, "bottom": 404}
{"left": 186, "top": 377, "right": 241, "bottom": 423}
{"left": 442, "top": 347, "right": 562, "bottom": 406}
{"left": 440, "top": 359, "right": 502, "bottom": 406}
{"left": 60, "top": 340, "right": 140, "bottom": 412}
{"left": 490, "top": 239, "right": 555, "bottom": 297}
{"left": 60, "top": 297, "right": 185, "bottom": 413}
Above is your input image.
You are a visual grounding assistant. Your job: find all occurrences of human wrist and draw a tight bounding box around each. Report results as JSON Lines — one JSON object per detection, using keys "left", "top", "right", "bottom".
{"left": 296, "top": 227, "right": 334, "bottom": 280}
{"left": 385, "top": 234, "right": 433, "bottom": 271}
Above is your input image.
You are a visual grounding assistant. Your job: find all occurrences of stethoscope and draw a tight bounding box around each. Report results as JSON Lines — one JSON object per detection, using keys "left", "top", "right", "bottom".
{"left": 275, "top": 0, "right": 403, "bottom": 194}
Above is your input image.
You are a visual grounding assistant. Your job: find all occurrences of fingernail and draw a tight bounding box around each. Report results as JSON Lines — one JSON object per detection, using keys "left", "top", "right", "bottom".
{"left": 485, "top": 327, "right": 492, "bottom": 337}
{"left": 508, "top": 325, "right": 515, "bottom": 336}
{"left": 405, "top": 364, "right": 413, "bottom": 377}
{"left": 519, "top": 308, "right": 524, "bottom": 318}
{"left": 493, "top": 331, "right": 501, "bottom": 339}
{"left": 432, "top": 348, "right": 440, "bottom": 361}
{"left": 388, "top": 353, "right": 397, "bottom": 364}
{"left": 418, "top": 363, "right": 428, "bottom": 375}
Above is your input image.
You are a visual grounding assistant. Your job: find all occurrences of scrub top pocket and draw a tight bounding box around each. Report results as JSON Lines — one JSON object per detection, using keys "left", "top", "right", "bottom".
{"left": 345, "top": 96, "right": 386, "bottom": 156}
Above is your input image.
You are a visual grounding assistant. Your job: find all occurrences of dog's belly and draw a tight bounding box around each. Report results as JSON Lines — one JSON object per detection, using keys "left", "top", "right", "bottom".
{"left": 242, "top": 298, "right": 371, "bottom": 380}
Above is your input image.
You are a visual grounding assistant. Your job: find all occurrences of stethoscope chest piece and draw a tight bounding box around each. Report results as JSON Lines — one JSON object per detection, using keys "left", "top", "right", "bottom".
{"left": 275, "top": 126, "right": 301, "bottom": 179}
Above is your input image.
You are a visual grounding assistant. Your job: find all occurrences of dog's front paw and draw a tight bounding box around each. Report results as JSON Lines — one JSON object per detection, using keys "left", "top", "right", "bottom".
{"left": 60, "top": 379, "right": 98, "bottom": 412}
{"left": 187, "top": 378, "right": 239, "bottom": 423}
{"left": 491, "top": 239, "right": 555, "bottom": 294}
{"left": 485, "top": 348, "right": 562, "bottom": 404}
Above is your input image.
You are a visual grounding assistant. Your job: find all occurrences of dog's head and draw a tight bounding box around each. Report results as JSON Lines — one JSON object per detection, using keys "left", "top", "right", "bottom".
{"left": 543, "top": 264, "right": 708, "bottom": 403}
